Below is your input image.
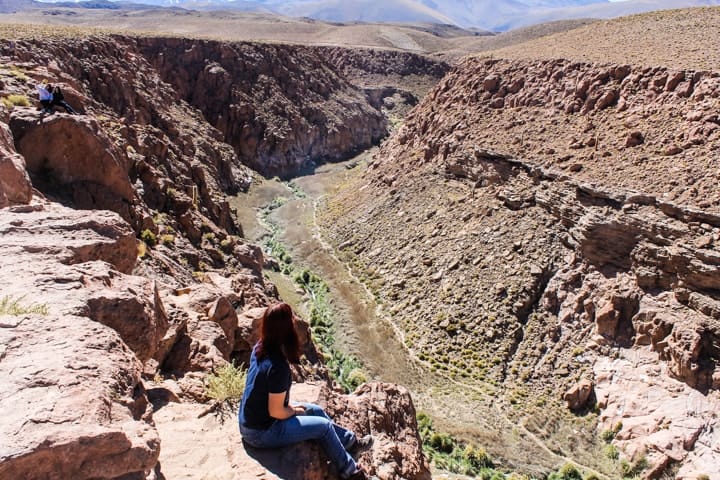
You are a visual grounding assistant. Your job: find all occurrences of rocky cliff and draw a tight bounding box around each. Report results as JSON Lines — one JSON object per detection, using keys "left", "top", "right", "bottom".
{"left": 321, "top": 57, "right": 720, "bottom": 478}
{"left": 0, "top": 29, "right": 436, "bottom": 479}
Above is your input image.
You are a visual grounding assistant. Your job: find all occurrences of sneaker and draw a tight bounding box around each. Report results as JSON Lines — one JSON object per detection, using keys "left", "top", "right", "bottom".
{"left": 348, "top": 434, "right": 373, "bottom": 456}
{"left": 344, "top": 466, "right": 368, "bottom": 480}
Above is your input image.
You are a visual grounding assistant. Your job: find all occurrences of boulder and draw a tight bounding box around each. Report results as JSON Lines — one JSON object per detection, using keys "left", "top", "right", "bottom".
{"left": 0, "top": 202, "right": 163, "bottom": 478}
{"left": 8, "top": 110, "right": 136, "bottom": 215}
{"left": 0, "top": 121, "right": 32, "bottom": 207}
{"left": 563, "top": 378, "right": 595, "bottom": 410}
{"left": 0, "top": 314, "right": 159, "bottom": 480}
{"left": 153, "top": 382, "right": 431, "bottom": 480}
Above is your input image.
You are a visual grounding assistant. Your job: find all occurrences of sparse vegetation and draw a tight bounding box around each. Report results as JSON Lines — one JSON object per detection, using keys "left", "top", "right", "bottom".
{"left": 417, "top": 412, "right": 498, "bottom": 477}
{"left": 140, "top": 229, "right": 157, "bottom": 247}
{"left": 548, "top": 463, "right": 582, "bottom": 480}
{"left": 159, "top": 234, "right": 175, "bottom": 246}
{"left": 205, "top": 362, "right": 246, "bottom": 402}
{"left": 604, "top": 444, "right": 619, "bottom": 460}
{"left": 287, "top": 181, "right": 307, "bottom": 199}
{"left": 620, "top": 455, "right": 648, "bottom": 478}
{"left": 0, "top": 295, "right": 49, "bottom": 316}
{"left": 1, "top": 94, "right": 30, "bottom": 109}
{"left": 261, "top": 190, "right": 367, "bottom": 393}
{"left": 137, "top": 240, "right": 147, "bottom": 258}
{"left": 220, "top": 237, "right": 234, "bottom": 252}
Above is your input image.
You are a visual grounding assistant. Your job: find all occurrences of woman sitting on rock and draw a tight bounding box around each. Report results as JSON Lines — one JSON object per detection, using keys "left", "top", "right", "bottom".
{"left": 35, "top": 81, "right": 53, "bottom": 114}
{"left": 238, "top": 302, "right": 372, "bottom": 480}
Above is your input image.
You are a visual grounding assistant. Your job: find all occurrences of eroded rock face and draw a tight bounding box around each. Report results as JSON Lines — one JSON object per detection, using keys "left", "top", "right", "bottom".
{"left": 137, "top": 38, "right": 388, "bottom": 177}
{"left": 0, "top": 314, "right": 159, "bottom": 480}
{"left": 9, "top": 110, "right": 136, "bottom": 210}
{"left": 321, "top": 57, "right": 720, "bottom": 477}
{"left": 595, "top": 351, "right": 720, "bottom": 480}
{"left": 0, "top": 202, "right": 161, "bottom": 479}
{"left": 0, "top": 121, "right": 32, "bottom": 208}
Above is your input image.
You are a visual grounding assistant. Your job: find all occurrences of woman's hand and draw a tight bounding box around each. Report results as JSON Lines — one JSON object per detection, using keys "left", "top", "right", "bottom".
{"left": 269, "top": 393, "right": 307, "bottom": 419}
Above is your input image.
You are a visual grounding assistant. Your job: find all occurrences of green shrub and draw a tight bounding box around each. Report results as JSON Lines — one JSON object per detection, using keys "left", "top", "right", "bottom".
{"left": 548, "top": 463, "right": 582, "bottom": 480}
{"left": 0, "top": 295, "right": 48, "bottom": 316}
{"left": 1, "top": 94, "right": 30, "bottom": 109}
{"left": 205, "top": 363, "right": 246, "bottom": 402}
{"left": 604, "top": 444, "right": 619, "bottom": 460}
{"left": 621, "top": 456, "right": 648, "bottom": 478}
{"left": 140, "top": 229, "right": 157, "bottom": 247}
{"left": 346, "top": 368, "right": 368, "bottom": 390}
{"left": 429, "top": 432, "right": 454, "bottom": 454}
{"left": 159, "top": 234, "right": 175, "bottom": 246}
{"left": 600, "top": 429, "right": 616, "bottom": 443}
{"left": 464, "top": 445, "right": 493, "bottom": 470}
{"left": 220, "top": 238, "right": 234, "bottom": 252}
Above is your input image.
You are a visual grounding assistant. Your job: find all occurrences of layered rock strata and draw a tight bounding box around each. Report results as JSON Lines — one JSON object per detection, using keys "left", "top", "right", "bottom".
{"left": 321, "top": 58, "right": 720, "bottom": 477}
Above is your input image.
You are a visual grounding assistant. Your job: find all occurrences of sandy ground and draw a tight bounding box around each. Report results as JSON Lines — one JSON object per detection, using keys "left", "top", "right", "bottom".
{"left": 153, "top": 402, "right": 261, "bottom": 480}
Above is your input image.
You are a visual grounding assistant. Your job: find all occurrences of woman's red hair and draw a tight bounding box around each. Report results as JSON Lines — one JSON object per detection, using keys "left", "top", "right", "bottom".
{"left": 256, "top": 302, "right": 301, "bottom": 364}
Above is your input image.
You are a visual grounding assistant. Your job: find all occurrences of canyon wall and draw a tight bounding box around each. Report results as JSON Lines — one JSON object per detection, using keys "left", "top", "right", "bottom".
{"left": 321, "top": 58, "right": 720, "bottom": 478}
{"left": 0, "top": 32, "right": 438, "bottom": 479}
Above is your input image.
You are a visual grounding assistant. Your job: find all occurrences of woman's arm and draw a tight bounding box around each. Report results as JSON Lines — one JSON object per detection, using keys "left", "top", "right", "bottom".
{"left": 268, "top": 392, "right": 305, "bottom": 419}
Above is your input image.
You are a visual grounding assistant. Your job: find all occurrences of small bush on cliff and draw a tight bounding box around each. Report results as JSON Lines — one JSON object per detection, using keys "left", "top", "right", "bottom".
{"left": 620, "top": 455, "right": 648, "bottom": 478}
{"left": 0, "top": 295, "right": 48, "bottom": 316}
{"left": 160, "top": 234, "right": 175, "bottom": 246}
{"left": 1, "top": 94, "right": 30, "bottom": 109}
{"left": 206, "top": 362, "right": 246, "bottom": 403}
{"left": 140, "top": 229, "right": 157, "bottom": 247}
{"left": 604, "top": 444, "right": 619, "bottom": 460}
{"left": 548, "top": 463, "right": 582, "bottom": 480}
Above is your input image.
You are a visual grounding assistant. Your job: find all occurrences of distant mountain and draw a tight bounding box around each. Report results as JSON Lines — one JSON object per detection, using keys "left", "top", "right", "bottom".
{"left": 0, "top": 0, "right": 41, "bottom": 13}
{"left": 274, "top": 0, "right": 455, "bottom": 25}
{"left": 28, "top": 0, "right": 720, "bottom": 31}
{"left": 488, "top": 0, "right": 720, "bottom": 30}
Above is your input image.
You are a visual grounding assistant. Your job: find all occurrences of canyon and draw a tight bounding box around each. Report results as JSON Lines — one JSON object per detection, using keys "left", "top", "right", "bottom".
{"left": 1, "top": 6, "right": 720, "bottom": 480}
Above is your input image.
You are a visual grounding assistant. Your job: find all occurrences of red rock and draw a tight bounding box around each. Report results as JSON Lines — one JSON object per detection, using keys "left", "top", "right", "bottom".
{"left": 625, "top": 130, "right": 645, "bottom": 147}
{"left": 0, "top": 122, "right": 32, "bottom": 208}
{"left": 9, "top": 111, "right": 137, "bottom": 211}
{"left": 0, "top": 204, "right": 160, "bottom": 479}
{"left": 663, "top": 145, "right": 683, "bottom": 156}
{"left": 563, "top": 378, "right": 594, "bottom": 410}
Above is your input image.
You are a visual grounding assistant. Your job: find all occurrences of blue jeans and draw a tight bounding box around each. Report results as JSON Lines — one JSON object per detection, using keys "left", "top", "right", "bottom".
{"left": 240, "top": 402, "right": 358, "bottom": 478}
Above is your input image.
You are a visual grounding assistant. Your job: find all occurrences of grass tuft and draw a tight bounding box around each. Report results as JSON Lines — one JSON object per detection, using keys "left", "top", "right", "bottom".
{"left": 1, "top": 94, "right": 30, "bottom": 109}
{"left": 205, "top": 362, "right": 246, "bottom": 402}
{"left": 0, "top": 295, "right": 48, "bottom": 316}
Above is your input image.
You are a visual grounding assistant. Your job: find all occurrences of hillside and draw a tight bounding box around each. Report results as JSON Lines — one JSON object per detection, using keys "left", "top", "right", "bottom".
{"left": 488, "top": 6, "right": 720, "bottom": 70}
{"left": 319, "top": 6, "right": 720, "bottom": 479}
{"left": 0, "top": 8, "right": 477, "bottom": 53}
{"left": 18, "top": 0, "right": 720, "bottom": 31}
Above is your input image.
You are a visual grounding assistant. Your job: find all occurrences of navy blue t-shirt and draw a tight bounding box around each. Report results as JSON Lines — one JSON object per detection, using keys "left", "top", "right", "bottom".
{"left": 239, "top": 344, "right": 292, "bottom": 429}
